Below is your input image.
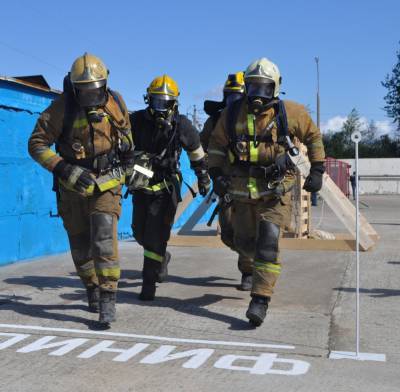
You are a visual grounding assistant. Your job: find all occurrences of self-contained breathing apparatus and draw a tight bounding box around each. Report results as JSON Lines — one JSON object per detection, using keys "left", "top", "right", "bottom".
{"left": 52, "top": 75, "right": 132, "bottom": 199}
{"left": 207, "top": 99, "right": 298, "bottom": 226}
{"left": 227, "top": 98, "right": 298, "bottom": 190}
{"left": 125, "top": 109, "right": 197, "bottom": 201}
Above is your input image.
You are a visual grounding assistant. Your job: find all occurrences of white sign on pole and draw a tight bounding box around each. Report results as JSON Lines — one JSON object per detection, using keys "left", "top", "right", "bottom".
{"left": 329, "top": 131, "right": 385, "bottom": 362}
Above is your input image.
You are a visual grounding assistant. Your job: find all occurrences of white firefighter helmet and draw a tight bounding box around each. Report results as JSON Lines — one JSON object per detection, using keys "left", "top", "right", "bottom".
{"left": 244, "top": 57, "right": 281, "bottom": 98}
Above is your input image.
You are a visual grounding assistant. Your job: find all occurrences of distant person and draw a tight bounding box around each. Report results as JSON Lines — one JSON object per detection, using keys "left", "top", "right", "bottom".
{"left": 311, "top": 192, "right": 318, "bottom": 206}
{"left": 349, "top": 171, "right": 356, "bottom": 200}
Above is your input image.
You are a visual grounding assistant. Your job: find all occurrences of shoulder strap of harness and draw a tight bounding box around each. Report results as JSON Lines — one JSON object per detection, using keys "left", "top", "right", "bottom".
{"left": 108, "top": 89, "right": 127, "bottom": 117}
{"left": 275, "top": 99, "right": 288, "bottom": 144}
{"left": 274, "top": 99, "right": 299, "bottom": 157}
{"left": 160, "top": 112, "right": 180, "bottom": 159}
{"left": 58, "top": 73, "right": 77, "bottom": 152}
{"left": 149, "top": 112, "right": 180, "bottom": 166}
{"left": 226, "top": 97, "right": 244, "bottom": 146}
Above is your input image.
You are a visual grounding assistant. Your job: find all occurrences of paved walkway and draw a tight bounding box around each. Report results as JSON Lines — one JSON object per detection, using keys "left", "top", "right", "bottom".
{"left": 0, "top": 196, "right": 399, "bottom": 391}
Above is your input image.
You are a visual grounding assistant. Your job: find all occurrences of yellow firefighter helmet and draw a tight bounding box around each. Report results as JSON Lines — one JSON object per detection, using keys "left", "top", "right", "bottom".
{"left": 146, "top": 75, "right": 179, "bottom": 114}
{"left": 147, "top": 74, "right": 179, "bottom": 99}
{"left": 223, "top": 72, "right": 245, "bottom": 94}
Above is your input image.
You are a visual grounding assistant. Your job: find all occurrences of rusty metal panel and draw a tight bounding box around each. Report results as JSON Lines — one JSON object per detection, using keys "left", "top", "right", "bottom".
{"left": 326, "top": 157, "right": 351, "bottom": 197}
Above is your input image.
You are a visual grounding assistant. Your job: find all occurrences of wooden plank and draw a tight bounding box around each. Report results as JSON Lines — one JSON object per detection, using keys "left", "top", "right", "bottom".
{"left": 320, "top": 176, "right": 375, "bottom": 250}
{"left": 168, "top": 234, "right": 368, "bottom": 252}
{"left": 333, "top": 232, "right": 380, "bottom": 242}
{"left": 289, "top": 152, "right": 377, "bottom": 250}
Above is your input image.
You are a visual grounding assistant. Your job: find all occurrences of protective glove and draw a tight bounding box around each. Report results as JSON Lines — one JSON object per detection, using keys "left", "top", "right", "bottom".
{"left": 197, "top": 174, "right": 211, "bottom": 196}
{"left": 303, "top": 162, "right": 325, "bottom": 193}
{"left": 190, "top": 158, "right": 211, "bottom": 197}
{"left": 53, "top": 160, "right": 95, "bottom": 194}
{"left": 208, "top": 167, "right": 230, "bottom": 198}
{"left": 121, "top": 150, "right": 136, "bottom": 170}
{"left": 122, "top": 152, "right": 137, "bottom": 187}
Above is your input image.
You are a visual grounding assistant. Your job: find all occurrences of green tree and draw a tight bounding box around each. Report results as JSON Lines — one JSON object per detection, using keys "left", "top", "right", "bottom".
{"left": 323, "top": 109, "right": 400, "bottom": 158}
{"left": 362, "top": 120, "right": 378, "bottom": 144}
{"left": 382, "top": 44, "right": 400, "bottom": 133}
{"left": 376, "top": 134, "right": 399, "bottom": 157}
{"left": 323, "top": 130, "right": 347, "bottom": 158}
{"left": 342, "top": 108, "right": 361, "bottom": 143}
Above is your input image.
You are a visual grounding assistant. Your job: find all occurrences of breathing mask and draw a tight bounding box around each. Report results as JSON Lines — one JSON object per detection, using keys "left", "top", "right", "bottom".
{"left": 147, "top": 95, "right": 176, "bottom": 129}
{"left": 74, "top": 84, "right": 107, "bottom": 108}
{"left": 246, "top": 81, "right": 275, "bottom": 115}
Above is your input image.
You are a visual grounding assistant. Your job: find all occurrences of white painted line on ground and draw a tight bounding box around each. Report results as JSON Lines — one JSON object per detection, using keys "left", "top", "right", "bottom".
{"left": 329, "top": 351, "right": 386, "bottom": 362}
{"left": 0, "top": 323, "right": 295, "bottom": 350}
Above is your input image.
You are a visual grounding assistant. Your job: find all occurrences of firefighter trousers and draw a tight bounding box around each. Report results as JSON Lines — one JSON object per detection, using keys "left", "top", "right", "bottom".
{"left": 132, "top": 189, "right": 178, "bottom": 277}
{"left": 218, "top": 204, "right": 253, "bottom": 275}
{"left": 231, "top": 193, "right": 292, "bottom": 297}
{"left": 57, "top": 185, "right": 122, "bottom": 292}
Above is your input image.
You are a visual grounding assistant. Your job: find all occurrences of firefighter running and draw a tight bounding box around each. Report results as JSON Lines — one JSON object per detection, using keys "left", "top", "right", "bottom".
{"left": 28, "top": 53, "right": 134, "bottom": 327}
{"left": 200, "top": 72, "right": 254, "bottom": 291}
{"left": 208, "top": 58, "right": 326, "bottom": 326}
{"left": 128, "top": 75, "right": 210, "bottom": 301}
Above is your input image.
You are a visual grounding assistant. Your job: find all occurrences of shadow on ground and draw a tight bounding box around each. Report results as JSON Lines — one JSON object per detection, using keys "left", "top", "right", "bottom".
{"left": 0, "top": 273, "right": 251, "bottom": 331}
{"left": 3, "top": 271, "right": 238, "bottom": 291}
{"left": 117, "top": 290, "right": 253, "bottom": 331}
{"left": 334, "top": 287, "right": 400, "bottom": 298}
{"left": 3, "top": 274, "right": 81, "bottom": 290}
{"left": 0, "top": 293, "right": 95, "bottom": 327}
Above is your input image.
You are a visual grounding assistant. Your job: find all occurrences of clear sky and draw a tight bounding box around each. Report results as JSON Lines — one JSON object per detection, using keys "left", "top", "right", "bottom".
{"left": 1, "top": 0, "right": 399, "bottom": 133}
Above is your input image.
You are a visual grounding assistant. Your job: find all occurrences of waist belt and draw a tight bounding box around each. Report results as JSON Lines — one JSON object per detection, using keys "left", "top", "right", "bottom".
{"left": 65, "top": 150, "right": 118, "bottom": 173}
{"left": 232, "top": 163, "right": 280, "bottom": 180}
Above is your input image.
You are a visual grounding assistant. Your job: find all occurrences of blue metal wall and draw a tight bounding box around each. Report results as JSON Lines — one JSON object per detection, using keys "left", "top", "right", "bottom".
{"left": 0, "top": 80, "right": 211, "bottom": 266}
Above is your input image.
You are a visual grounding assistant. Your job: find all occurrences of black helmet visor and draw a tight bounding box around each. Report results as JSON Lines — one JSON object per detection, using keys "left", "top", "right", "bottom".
{"left": 149, "top": 95, "right": 176, "bottom": 112}
{"left": 245, "top": 81, "right": 275, "bottom": 100}
{"left": 74, "top": 84, "right": 107, "bottom": 108}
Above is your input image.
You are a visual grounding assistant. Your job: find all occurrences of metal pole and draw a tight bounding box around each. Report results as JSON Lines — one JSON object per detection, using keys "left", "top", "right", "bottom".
{"left": 351, "top": 130, "right": 361, "bottom": 358}
{"left": 193, "top": 105, "right": 198, "bottom": 130}
{"left": 315, "top": 57, "right": 320, "bottom": 129}
{"left": 355, "top": 140, "right": 360, "bottom": 357}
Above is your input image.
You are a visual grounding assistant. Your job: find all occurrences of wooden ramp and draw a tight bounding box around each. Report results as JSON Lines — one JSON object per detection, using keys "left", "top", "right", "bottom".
{"left": 168, "top": 233, "right": 372, "bottom": 252}
{"left": 289, "top": 151, "right": 378, "bottom": 251}
{"left": 170, "top": 151, "right": 379, "bottom": 252}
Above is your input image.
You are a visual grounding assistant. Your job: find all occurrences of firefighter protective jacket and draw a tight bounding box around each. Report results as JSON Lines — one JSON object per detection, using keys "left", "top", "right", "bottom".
{"left": 130, "top": 110, "right": 205, "bottom": 193}
{"left": 208, "top": 99, "right": 325, "bottom": 200}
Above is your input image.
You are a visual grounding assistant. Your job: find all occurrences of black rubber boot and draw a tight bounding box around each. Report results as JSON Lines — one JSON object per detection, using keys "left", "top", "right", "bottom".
{"left": 139, "top": 281, "right": 156, "bottom": 301}
{"left": 86, "top": 285, "right": 100, "bottom": 313}
{"left": 246, "top": 295, "right": 270, "bottom": 327}
{"left": 139, "top": 257, "right": 159, "bottom": 301}
{"left": 238, "top": 273, "right": 252, "bottom": 291}
{"left": 99, "top": 291, "right": 116, "bottom": 327}
{"left": 157, "top": 251, "right": 171, "bottom": 283}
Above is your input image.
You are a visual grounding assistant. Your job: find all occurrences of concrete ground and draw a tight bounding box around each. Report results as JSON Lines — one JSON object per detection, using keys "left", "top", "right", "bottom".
{"left": 0, "top": 195, "right": 399, "bottom": 392}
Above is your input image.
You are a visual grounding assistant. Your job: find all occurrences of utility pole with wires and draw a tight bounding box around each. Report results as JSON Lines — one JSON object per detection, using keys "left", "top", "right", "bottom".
{"left": 315, "top": 56, "right": 320, "bottom": 130}
{"left": 188, "top": 104, "right": 203, "bottom": 131}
